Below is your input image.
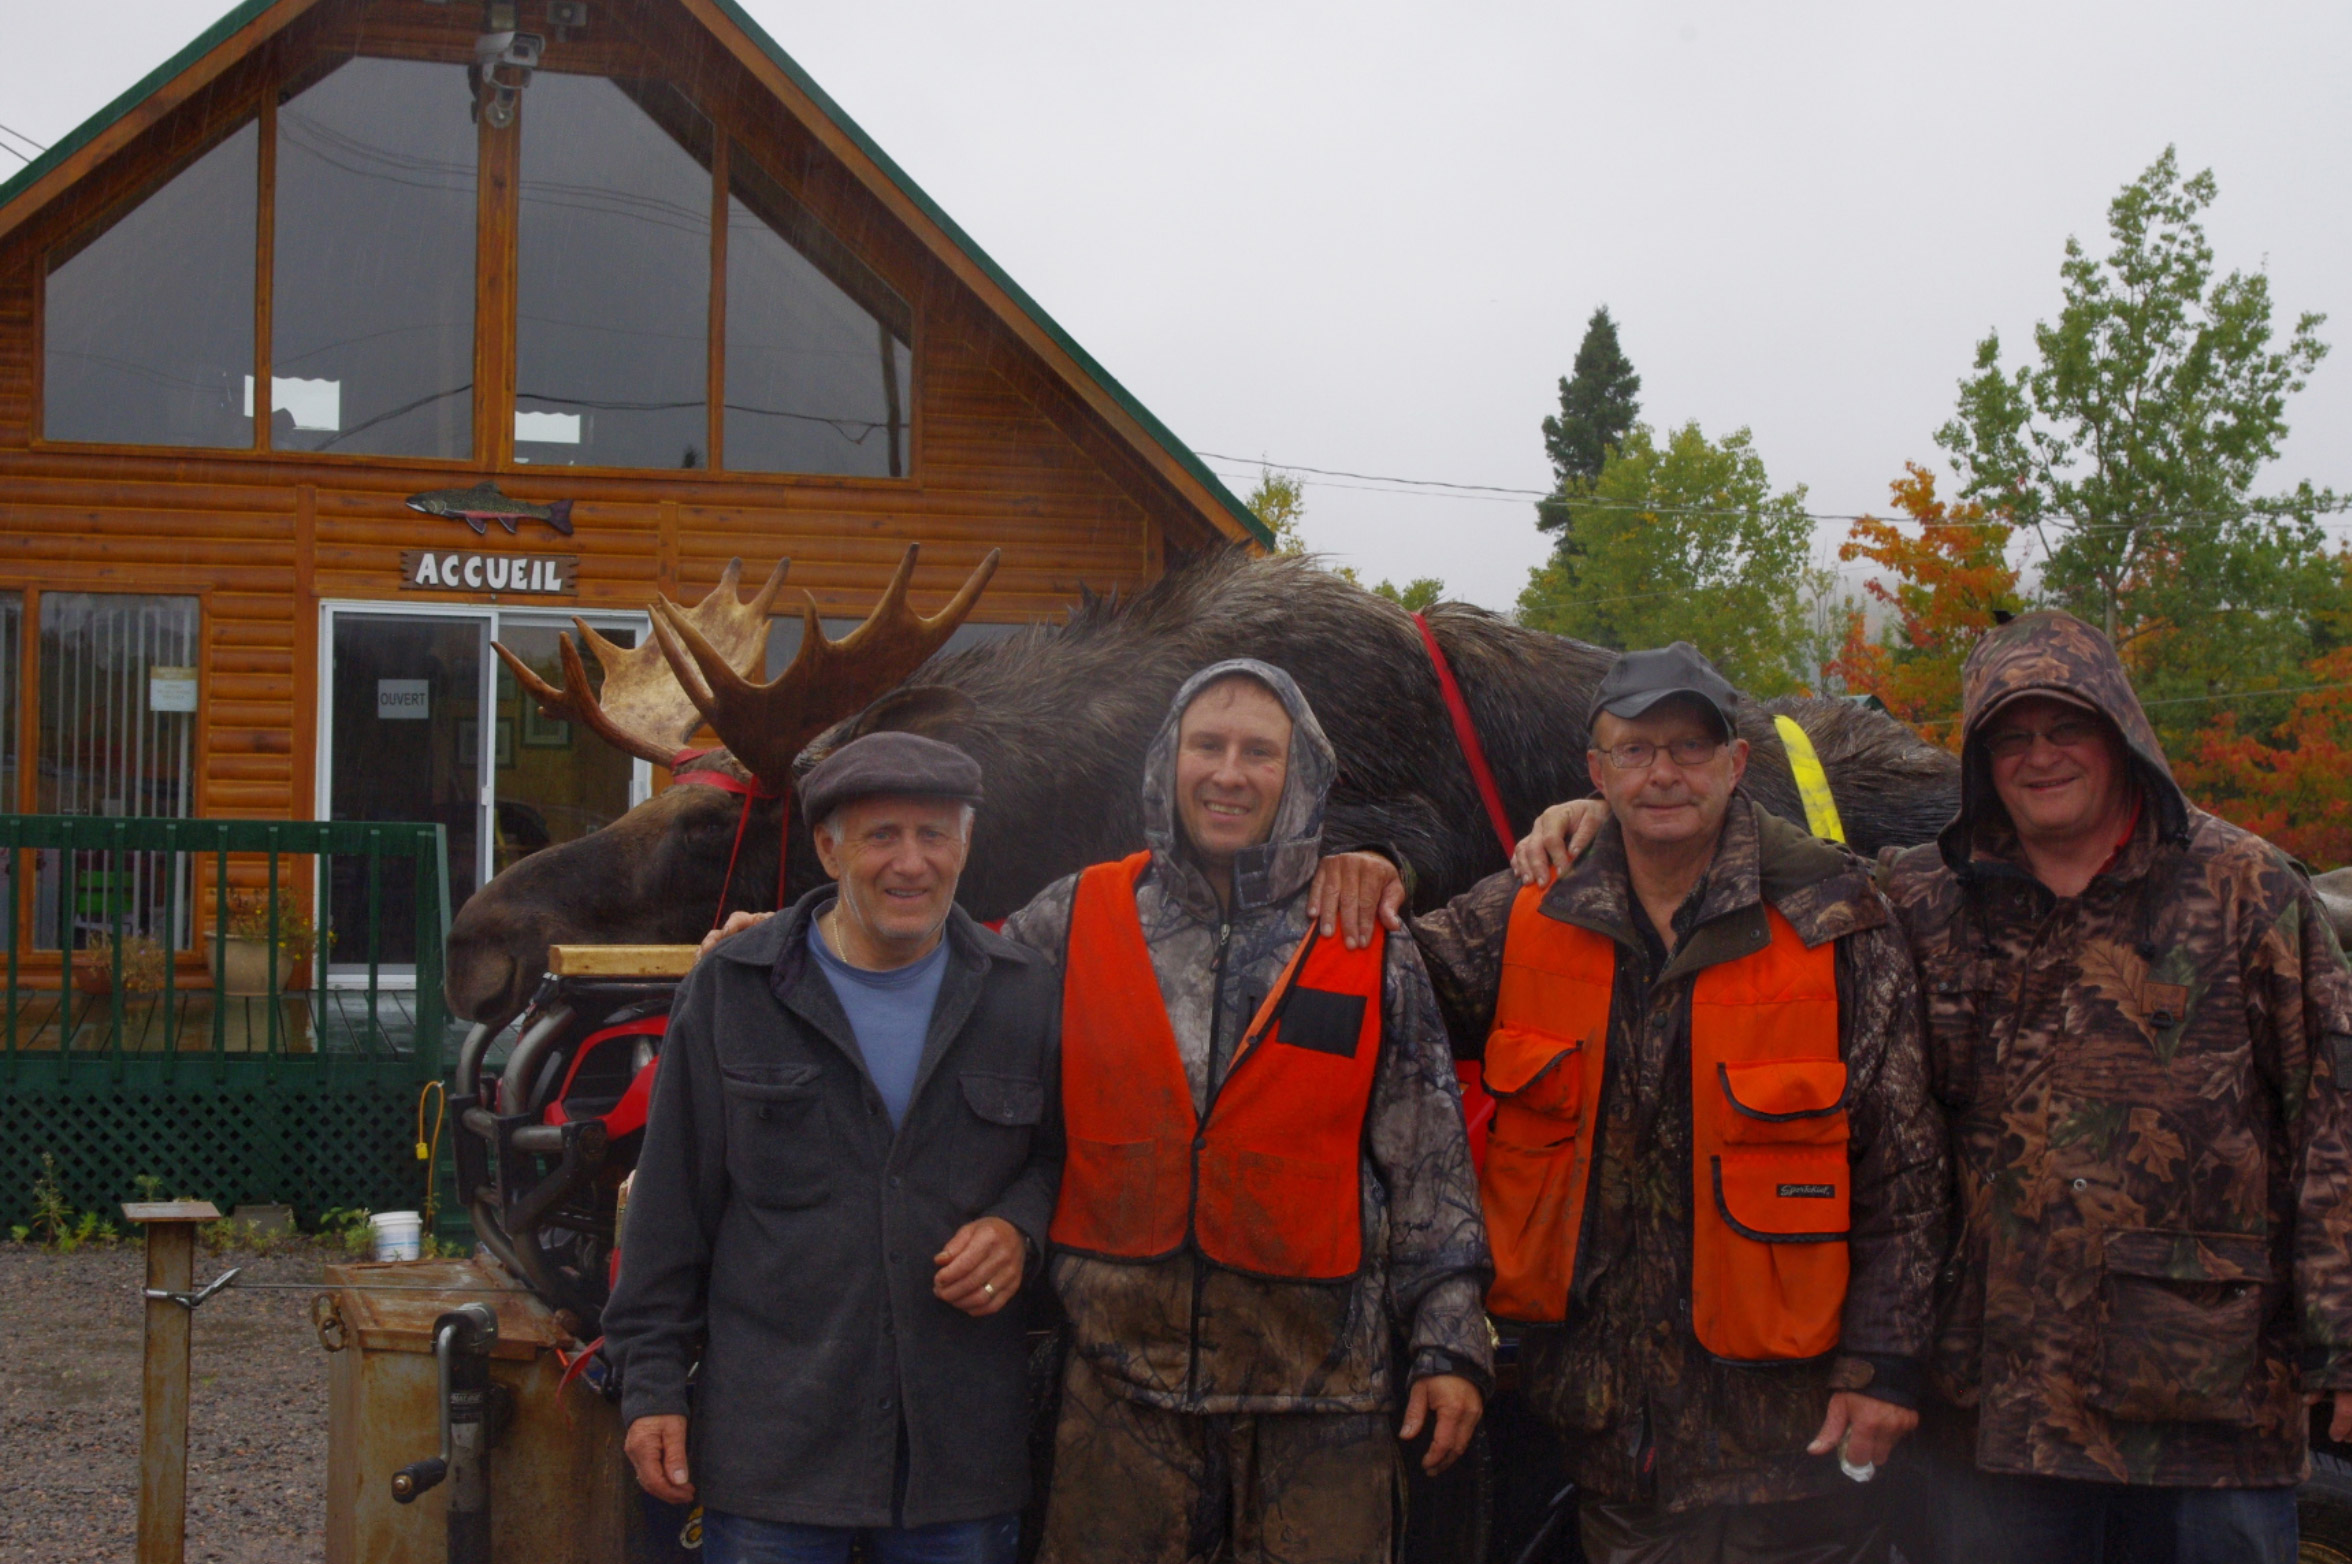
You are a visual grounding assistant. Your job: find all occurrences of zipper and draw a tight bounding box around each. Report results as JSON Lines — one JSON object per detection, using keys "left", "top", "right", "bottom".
{"left": 1185, "top": 915, "right": 1232, "bottom": 1403}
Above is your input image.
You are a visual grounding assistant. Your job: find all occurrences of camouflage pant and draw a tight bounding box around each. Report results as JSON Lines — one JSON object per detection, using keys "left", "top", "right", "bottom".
{"left": 1036, "top": 1359, "right": 1398, "bottom": 1564}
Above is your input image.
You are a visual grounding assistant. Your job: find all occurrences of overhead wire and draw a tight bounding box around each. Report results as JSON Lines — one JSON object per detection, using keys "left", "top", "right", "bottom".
{"left": 1198, "top": 452, "right": 2352, "bottom": 534}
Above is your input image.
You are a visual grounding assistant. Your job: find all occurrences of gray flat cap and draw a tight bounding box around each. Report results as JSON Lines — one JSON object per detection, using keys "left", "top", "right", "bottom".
{"left": 800, "top": 731, "right": 983, "bottom": 823}
{"left": 1593, "top": 642, "right": 1740, "bottom": 738}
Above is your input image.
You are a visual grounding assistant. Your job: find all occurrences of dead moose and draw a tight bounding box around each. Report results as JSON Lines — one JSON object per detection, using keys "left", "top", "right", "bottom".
{"left": 445, "top": 544, "right": 1962, "bottom": 1031}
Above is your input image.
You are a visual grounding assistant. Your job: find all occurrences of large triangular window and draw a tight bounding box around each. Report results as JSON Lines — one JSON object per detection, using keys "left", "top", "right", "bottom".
{"left": 725, "top": 143, "right": 912, "bottom": 478}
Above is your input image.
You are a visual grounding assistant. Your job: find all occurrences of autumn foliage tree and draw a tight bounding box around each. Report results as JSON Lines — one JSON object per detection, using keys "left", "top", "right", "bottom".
{"left": 1826, "top": 465, "right": 2023, "bottom": 749}
{"left": 2172, "top": 642, "right": 2352, "bottom": 867}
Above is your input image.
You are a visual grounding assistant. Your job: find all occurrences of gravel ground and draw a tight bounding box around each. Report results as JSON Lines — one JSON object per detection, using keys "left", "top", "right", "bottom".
{"left": 0, "top": 1242, "right": 331, "bottom": 1563}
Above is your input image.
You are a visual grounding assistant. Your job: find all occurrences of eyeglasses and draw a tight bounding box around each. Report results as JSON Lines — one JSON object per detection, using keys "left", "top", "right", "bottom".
{"left": 1593, "top": 736, "right": 1724, "bottom": 771}
{"left": 1984, "top": 718, "right": 2104, "bottom": 761}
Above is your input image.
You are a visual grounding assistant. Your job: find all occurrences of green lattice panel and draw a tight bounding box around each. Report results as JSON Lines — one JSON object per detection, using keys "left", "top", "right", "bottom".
{"left": 0, "top": 1059, "right": 437, "bottom": 1228}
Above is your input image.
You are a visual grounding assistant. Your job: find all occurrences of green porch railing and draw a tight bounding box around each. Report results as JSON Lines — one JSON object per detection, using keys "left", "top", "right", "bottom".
{"left": 0, "top": 816, "right": 454, "bottom": 1230}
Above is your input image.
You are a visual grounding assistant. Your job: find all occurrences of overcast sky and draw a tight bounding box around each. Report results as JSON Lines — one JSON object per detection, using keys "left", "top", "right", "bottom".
{"left": 5, "top": 0, "right": 2346, "bottom": 611}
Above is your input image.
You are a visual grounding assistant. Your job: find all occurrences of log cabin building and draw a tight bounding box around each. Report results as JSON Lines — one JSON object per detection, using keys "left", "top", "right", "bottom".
{"left": 0, "top": 0, "right": 1265, "bottom": 983}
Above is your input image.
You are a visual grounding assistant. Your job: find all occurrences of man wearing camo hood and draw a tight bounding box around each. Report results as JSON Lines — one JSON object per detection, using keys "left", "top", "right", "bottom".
{"left": 1881, "top": 610, "right": 2352, "bottom": 1562}
{"left": 1003, "top": 659, "right": 1492, "bottom": 1564}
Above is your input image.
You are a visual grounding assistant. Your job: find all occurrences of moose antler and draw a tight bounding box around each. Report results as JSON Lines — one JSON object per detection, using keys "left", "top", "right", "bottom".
{"left": 652, "top": 543, "right": 1000, "bottom": 788}
{"left": 493, "top": 559, "right": 788, "bottom": 765}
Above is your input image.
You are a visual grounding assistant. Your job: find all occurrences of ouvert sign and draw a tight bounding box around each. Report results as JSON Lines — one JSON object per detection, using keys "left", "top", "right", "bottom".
{"left": 400, "top": 550, "right": 578, "bottom": 595}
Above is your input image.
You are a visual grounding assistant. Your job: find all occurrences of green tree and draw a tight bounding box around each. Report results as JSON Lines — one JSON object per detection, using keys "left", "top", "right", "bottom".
{"left": 1245, "top": 468, "right": 1308, "bottom": 554}
{"left": 1519, "top": 421, "right": 1820, "bottom": 694}
{"left": 1371, "top": 577, "right": 1445, "bottom": 612}
{"left": 1538, "top": 307, "right": 1642, "bottom": 542}
{"left": 1935, "top": 146, "right": 2340, "bottom": 730}
{"left": 1245, "top": 466, "right": 1444, "bottom": 606}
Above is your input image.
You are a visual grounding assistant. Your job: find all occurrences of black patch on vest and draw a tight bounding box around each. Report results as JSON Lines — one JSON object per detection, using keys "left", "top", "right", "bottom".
{"left": 1274, "top": 986, "right": 1365, "bottom": 1059}
{"left": 1778, "top": 1183, "right": 1837, "bottom": 1199}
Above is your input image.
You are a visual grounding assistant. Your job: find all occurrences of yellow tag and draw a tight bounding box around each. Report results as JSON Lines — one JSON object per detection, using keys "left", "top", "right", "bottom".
{"left": 1772, "top": 714, "right": 1847, "bottom": 845}
{"left": 415, "top": 1141, "right": 430, "bottom": 1161}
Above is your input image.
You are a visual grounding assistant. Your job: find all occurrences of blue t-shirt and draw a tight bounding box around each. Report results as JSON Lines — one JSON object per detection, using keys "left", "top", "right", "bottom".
{"left": 807, "top": 903, "right": 950, "bottom": 1129}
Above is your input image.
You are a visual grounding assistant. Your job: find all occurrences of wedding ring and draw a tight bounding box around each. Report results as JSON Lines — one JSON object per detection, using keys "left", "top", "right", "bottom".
{"left": 982, "top": 1282, "right": 996, "bottom": 1297}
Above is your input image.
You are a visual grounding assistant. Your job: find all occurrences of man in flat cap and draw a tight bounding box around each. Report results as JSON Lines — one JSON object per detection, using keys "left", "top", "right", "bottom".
{"left": 1333, "top": 643, "right": 1946, "bottom": 1561}
{"left": 605, "top": 730, "right": 1060, "bottom": 1564}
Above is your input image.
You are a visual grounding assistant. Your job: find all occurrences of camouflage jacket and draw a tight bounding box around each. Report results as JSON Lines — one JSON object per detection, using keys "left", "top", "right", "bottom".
{"left": 1881, "top": 610, "right": 2352, "bottom": 1487}
{"left": 1415, "top": 797, "right": 1945, "bottom": 1511}
{"left": 1002, "top": 659, "right": 1494, "bottom": 1416}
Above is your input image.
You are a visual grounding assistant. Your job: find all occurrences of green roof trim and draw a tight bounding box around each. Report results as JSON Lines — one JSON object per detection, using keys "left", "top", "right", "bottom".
{"left": 700, "top": 0, "right": 1267, "bottom": 546}
{"left": 0, "top": 0, "right": 284, "bottom": 214}
{"left": 0, "top": 0, "right": 1271, "bottom": 549}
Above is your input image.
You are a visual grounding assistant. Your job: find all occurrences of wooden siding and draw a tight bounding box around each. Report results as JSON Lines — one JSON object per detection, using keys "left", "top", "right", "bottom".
{"left": 0, "top": 0, "right": 1237, "bottom": 827}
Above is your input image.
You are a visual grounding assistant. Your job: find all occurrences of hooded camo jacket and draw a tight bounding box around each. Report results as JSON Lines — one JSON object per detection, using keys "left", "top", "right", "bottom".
{"left": 1000, "top": 658, "right": 1495, "bottom": 1415}
{"left": 1881, "top": 609, "right": 2352, "bottom": 1487}
{"left": 1413, "top": 797, "right": 1946, "bottom": 1511}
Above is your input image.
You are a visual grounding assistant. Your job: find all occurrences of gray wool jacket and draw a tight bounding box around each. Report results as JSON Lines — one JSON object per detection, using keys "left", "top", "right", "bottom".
{"left": 600, "top": 892, "right": 1062, "bottom": 1528}
{"left": 1002, "top": 658, "right": 1494, "bottom": 1415}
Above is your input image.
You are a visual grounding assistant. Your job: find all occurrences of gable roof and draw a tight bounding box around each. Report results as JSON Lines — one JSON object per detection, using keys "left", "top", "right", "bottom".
{"left": 0, "top": 0, "right": 1271, "bottom": 548}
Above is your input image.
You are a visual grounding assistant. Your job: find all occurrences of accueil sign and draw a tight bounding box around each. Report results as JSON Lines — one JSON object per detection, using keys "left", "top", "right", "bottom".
{"left": 401, "top": 551, "right": 578, "bottom": 595}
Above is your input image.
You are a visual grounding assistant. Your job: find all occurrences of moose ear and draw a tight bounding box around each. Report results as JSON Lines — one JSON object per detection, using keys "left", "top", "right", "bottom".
{"left": 847, "top": 685, "right": 977, "bottom": 742}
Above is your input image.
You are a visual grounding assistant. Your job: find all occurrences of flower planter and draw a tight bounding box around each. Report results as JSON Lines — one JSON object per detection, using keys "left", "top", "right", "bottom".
{"left": 216, "top": 935, "right": 300, "bottom": 997}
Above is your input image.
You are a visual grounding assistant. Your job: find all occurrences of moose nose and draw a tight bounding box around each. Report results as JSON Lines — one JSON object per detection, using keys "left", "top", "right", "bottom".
{"left": 445, "top": 942, "right": 520, "bottom": 1023}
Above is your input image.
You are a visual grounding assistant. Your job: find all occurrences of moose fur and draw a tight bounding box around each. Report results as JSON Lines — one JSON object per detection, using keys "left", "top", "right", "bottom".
{"left": 446, "top": 550, "right": 1960, "bottom": 1024}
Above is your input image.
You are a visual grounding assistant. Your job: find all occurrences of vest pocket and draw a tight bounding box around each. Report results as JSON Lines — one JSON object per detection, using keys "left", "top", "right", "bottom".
{"left": 1057, "top": 1137, "right": 1170, "bottom": 1253}
{"left": 1196, "top": 1145, "right": 1356, "bottom": 1279}
{"left": 1714, "top": 1058, "right": 1848, "bottom": 1146}
{"left": 1481, "top": 1024, "right": 1590, "bottom": 1321}
{"left": 1693, "top": 1151, "right": 1850, "bottom": 1361}
{"left": 2089, "top": 1229, "right": 2267, "bottom": 1424}
{"left": 721, "top": 1066, "right": 831, "bottom": 1209}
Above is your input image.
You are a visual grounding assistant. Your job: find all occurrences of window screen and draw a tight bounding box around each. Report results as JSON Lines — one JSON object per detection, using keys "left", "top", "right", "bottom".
{"left": 272, "top": 56, "right": 479, "bottom": 458}
{"left": 43, "top": 122, "right": 258, "bottom": 448}
{"left": 33, "top": 595, "right": 201, "bottom": 949}
{"left": 515, "top": 74, "right": 713, "bottom": 470}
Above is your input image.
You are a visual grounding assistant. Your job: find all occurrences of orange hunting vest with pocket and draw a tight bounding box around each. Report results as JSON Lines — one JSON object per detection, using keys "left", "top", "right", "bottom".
{"left": 1480, "top": 882, "right": 1850, "bottom": 1361}
{"left": 1049, "top": 852, "right": 1386, "bottom": 1281}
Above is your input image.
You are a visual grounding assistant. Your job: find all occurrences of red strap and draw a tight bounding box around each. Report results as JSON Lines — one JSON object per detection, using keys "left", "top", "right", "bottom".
{"left": 670, "top": 751, "right": 791, "bottom": 926}
{"left": 1414, "top": 613, "right": 1515, "bottom": 858}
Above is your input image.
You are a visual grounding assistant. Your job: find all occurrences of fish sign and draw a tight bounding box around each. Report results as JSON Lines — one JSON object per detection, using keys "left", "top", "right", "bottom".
{"left": 406, "top": 480, "right": 575, "bottom": 537}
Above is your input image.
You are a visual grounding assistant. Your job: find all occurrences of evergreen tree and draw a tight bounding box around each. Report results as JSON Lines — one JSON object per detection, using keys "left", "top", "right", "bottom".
{"left": 1538, "top": 306, "right": 1642, "bottom": 539}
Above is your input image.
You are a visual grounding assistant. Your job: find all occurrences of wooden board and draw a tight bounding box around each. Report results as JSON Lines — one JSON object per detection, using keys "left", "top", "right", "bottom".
{"left": 546, "top": 944, "right": 701, "bottom": 978}
{"left": 322, "top": 1255, "right": 562, "bottom": 1362}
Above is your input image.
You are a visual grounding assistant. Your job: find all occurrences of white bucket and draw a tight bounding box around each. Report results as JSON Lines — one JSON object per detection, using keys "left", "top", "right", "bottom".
{"left": 370, "top": 1210, "right": 422, "bottom": 1262}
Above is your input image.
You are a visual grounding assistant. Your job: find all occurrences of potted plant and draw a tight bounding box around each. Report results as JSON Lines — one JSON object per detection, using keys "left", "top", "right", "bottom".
{"left": 76, "top": 932, "right": 168, "bottom": 996}
{"left": 215, "top": 891, "right": 320, "bottom": 996}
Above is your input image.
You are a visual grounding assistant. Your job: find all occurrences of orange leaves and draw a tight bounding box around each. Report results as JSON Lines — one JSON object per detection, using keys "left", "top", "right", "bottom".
{"left": 1825, "top": 465, "right": 2022, "bottom": 751}
{"left": 2173, "top": 644, "right": 2352, "bottom": 868}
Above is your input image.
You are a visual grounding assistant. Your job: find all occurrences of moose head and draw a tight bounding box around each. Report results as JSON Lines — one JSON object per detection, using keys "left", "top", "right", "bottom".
{"left": 443, "top": 544, "right": 999, "bottom": 1028}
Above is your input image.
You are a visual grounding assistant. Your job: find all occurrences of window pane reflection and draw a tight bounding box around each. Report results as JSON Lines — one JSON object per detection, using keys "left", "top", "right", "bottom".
{"left": 516, "top": 74, "right": 711, "bottom": 470}
{"left": 273, "top": 56, "right": 478, "bottom": 458}
{"left": 43, "top": 122, "right": 257, "bottom": 448}
{"left": 725, "top": 145, "right": 912, "bottom": 477}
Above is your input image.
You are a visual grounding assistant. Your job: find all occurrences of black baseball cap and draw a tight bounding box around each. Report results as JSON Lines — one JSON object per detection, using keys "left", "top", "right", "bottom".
{"left": 1591, "top": 642, "right": 1740, "bottom": 738}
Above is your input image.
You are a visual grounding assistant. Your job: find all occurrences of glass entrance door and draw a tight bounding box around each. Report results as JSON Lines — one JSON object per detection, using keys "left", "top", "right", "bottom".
{"left": 326, "top": 613, "right": 484, "bottom": 966}
{"left": 320, "top": 604, "right": 649, "bottom": 974}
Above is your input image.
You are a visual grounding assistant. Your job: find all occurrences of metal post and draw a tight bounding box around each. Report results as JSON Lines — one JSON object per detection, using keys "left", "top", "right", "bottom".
{"left": 124, "top": 1200, "right": 219, "bottom": 1564}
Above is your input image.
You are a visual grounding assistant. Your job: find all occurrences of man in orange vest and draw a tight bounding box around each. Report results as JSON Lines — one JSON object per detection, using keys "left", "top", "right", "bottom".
{"left": 1002, "top": 658, "right": 1493, "bottom": 1564}
{"left": 1382, "top": 644, "right": 1947, "bottom": 1563}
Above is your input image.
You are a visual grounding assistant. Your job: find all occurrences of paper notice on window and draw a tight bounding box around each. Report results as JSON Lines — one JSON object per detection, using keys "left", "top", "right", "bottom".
{"left": 378, "top": 679, "right": 431, "bottom": 720}
{"left": 148, "top": 666, "right": 198, "bottom": 712}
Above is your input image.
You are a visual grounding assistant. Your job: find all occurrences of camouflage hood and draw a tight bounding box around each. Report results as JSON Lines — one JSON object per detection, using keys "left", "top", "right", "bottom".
{"left": 1139, "top": 658, "right": 1334, "bottom": 915}
{"left": 1938, "top": 609, "right": 2190, "bottom": 874}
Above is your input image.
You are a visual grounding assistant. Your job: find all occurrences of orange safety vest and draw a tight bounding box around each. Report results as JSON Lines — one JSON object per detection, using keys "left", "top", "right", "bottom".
{"left": 1480, "top": 883, "right": 1849, "bottom": 1361}
{"left": 1049, "top": 852, "right": 1386, "bottom": 1281}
